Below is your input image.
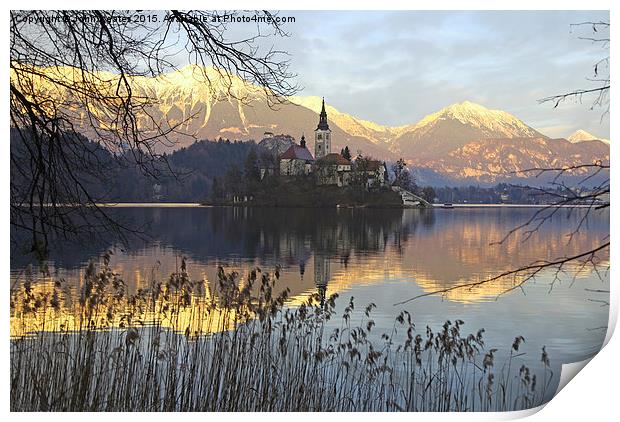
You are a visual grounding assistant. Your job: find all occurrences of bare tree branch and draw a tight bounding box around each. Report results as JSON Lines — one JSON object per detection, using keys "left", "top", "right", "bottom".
{"left": 10, "top": 10, "right": 299, "bottom": 256}
{"left": 539, "top": 19, "right": 610, "bottom": 118}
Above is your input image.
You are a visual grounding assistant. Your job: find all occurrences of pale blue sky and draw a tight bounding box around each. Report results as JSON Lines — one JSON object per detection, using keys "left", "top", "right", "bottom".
{"left": 263, "top": 10, "right": 610, "bottom": 139}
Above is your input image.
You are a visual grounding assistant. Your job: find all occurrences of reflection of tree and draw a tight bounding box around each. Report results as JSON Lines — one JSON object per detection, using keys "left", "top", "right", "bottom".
{"left": 134, "top": 207, "right": 425, "bottom": 262}
{"left": 12, "top": 207, "right": 609, "bottom": 305}
{"left": 13, "top": 207, "right": 435, "bottom": 282}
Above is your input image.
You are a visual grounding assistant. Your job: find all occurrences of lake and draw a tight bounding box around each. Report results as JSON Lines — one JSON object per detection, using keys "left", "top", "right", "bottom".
{"left": 10, "top": 206, "right": 609, "bottom": 398}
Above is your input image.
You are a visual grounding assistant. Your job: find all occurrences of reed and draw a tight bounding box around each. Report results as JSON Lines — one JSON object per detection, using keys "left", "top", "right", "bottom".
{"left": 10, "top": 255, "right": 553, "bottom": 411}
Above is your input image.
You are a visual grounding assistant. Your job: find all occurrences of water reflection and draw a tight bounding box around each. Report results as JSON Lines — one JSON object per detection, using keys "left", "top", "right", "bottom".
{"left": 10, "top": 206, "right": 610, "bottom": 397}
{"left": 11, "top": 207, "right": 608, "bottom": 305}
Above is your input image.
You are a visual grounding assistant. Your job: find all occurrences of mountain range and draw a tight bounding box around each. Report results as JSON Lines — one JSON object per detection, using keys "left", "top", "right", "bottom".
{"left": 14, "top": 64, "right": 609, "bottom": 186}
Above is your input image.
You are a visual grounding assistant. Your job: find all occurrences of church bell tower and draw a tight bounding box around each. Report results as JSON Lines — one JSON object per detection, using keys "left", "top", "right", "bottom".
{"left": 314, "top": 98, "right": 331, "bottom": 159}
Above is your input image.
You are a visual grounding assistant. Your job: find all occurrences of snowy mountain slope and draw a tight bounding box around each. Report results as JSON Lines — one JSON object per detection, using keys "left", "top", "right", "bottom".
{"left": 566, "top": 129, "right": 610, "bottom": 145}
{"left": 392, "top": 101, "right": 545, "bottom": 157}
{"left": 13, "top": 65, "right": 609, "bottom": 184}
{"left": 289, "top": 96, "right": 409, "bottom": 145}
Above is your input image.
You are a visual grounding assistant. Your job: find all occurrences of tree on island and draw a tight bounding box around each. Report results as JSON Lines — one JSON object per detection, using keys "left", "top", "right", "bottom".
{"left": 349, "top": 155, "right": 372, "bottom": 195}
{"left": 224, "top": 165, "right": 244, "bottom": 200}
{"left": 244, "top": 148, "right": 261, "bottom": 184}
{"left": 340, "top": 146, "right": 352, "bottom": 161}
{"left": 391, "top": 158, "right": 413, "bottom": 190}
{"left": 211, "top": 177, "right": 224, "bottom": 203}
{"left": 10, "top": 10, "right": 299, "bottom": 256}
{"left": 421, "top": 186, "right": 436, "bottom": 204}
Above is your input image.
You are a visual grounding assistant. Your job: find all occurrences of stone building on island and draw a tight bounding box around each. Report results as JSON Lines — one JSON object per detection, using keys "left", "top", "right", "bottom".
{"left": 279, "top": 135, "right": 314, "bottom": 176}
{"left": 315, "top": 153, "right": 352, "bottom": 187}
{"left": 358, "top": 160, "right": 389, "bottom": 188}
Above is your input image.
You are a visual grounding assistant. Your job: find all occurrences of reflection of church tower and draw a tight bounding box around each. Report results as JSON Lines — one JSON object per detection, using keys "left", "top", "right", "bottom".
{"left": 314, "top": 253, "right": 331, "bottom": 306}
{"left": 314, "top": 98, "right": 331, "bottom": 159}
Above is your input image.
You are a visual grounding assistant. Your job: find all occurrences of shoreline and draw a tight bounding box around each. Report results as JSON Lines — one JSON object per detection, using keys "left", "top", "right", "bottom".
{"left": 71, "top": 202, "right": 604, "bottom": 209}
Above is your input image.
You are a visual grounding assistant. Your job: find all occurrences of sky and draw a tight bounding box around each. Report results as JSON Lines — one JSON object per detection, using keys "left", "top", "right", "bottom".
{"left": 244, "top": 10, "right": 610, "bottom": 139}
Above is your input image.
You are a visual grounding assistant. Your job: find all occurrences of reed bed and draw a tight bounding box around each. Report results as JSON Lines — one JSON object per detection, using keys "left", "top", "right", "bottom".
{"left": 10, "top": 255, "right": 553, "bottom": 411}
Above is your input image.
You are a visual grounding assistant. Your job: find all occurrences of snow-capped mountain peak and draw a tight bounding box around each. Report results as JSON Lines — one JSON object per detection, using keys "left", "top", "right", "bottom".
{"left": 411, "top": 101, "right": 540, "bottom": 138}
{"left": 567, "top": 129, "right": 610, "bottom": 145}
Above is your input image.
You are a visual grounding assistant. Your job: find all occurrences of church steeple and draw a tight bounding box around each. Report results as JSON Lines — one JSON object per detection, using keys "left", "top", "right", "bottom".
{"left": 300, "top": 133, "right": 306, "bottom": 148}
{"left": 317, "top": 97, "right": 330, "bottom": 130}
{"left": 314, "top": 97, "right": 332, "bottom": 159}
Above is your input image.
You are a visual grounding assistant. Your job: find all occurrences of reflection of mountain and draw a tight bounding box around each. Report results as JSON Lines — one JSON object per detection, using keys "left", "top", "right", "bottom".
{"left": 407, "top": 208, "right": 610, "bottom": 302}
{"left": 11, "top": 207, "right": 609, "bottom": 305}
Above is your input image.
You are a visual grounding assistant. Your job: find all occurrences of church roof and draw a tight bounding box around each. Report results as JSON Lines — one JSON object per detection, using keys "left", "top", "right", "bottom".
{"left": 280, "top": 144, "right": 315, "bottom": 161}
{"left": 316, "top": 97, "right": 330, "bottom": 131}
{"left": 317, "top": 153, "right": 351, "bottom": 166}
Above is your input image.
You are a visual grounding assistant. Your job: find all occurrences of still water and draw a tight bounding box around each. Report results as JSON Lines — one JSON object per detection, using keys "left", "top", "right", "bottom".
{"left": 10, "top": 206, "right": 609, "bottom": 388}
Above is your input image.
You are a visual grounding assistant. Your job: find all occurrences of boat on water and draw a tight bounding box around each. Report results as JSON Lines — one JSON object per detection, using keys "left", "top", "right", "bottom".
{"left": 442, "top": 203, "right": 454, "bottom": 209}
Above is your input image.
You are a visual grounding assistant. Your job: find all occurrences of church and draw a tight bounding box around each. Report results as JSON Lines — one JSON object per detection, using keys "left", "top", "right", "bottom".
{"left": 278, "top": 98, "right": 353, "bottom": 186}
{"left": 279, "top": 135, "right": 314, "bottom": 176}
{"left": 314, "top": 97, "right": 332, "bottom": 160}
{"left": 276, "top": 99, "right": 390, "bottom": 189}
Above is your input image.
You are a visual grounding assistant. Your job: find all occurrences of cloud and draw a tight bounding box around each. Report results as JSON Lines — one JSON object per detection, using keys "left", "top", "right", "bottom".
{"left": 271, "top": 10, "right": 610, "bottom": 139}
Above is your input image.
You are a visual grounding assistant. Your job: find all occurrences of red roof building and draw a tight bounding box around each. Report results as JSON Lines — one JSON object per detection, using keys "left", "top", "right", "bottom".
{"left": 316, "top": 153, "right": 352, "bottom": 166}
{"left": 279, "top": 135, "right": 315, "bottom": 176}
{"left": 315, "top": 153, "right": 352, "bottom": 187}
{"left": 279, "top": 144, "right": 315, "bottom": 162}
